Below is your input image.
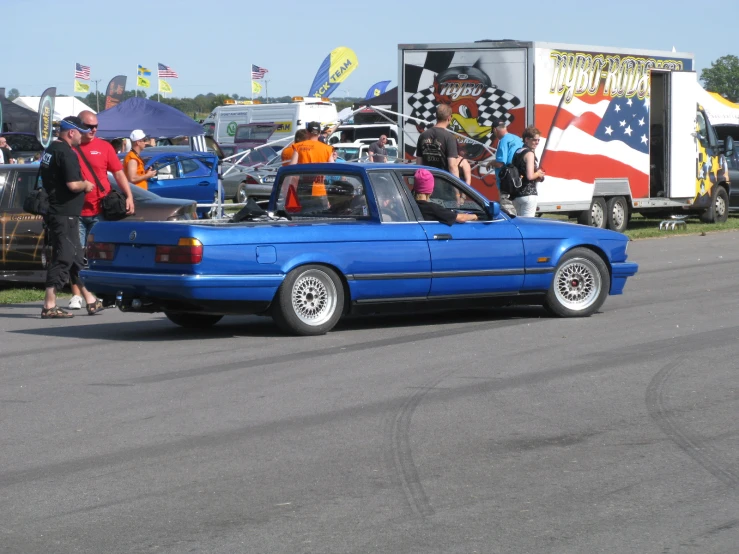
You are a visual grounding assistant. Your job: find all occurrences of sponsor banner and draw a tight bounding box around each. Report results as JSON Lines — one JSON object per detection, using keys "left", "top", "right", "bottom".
{"left": 308, "top": 47, "right": 359, "bottom": 98}
{"left": 37, "top": 87, "right": 56, "bottom": 149}
{"left": 104, "top": 75, "right": 127, "bottom": 110}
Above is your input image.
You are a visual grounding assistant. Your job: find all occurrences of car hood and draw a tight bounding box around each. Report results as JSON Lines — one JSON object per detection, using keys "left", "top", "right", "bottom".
{"left": 511, "top": 215, "right": 628, "bottom": 242}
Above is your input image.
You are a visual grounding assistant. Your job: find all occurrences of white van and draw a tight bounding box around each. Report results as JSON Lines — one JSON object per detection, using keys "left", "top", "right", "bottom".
{"left": 203, "top": 98, "right": 339, "bottom": 145}
{"left": 327, "top": 123, "right": 399, "bottom": 146}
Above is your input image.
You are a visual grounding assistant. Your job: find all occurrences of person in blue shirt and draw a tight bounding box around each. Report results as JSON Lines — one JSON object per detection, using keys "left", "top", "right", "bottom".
{"left": 489, "top": 118, "right": 523, "bottom": 189}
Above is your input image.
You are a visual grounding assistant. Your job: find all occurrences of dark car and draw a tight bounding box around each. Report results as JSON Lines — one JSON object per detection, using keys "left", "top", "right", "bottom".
{"left": 0, "top": 163, "right": 197, "bottom": 283}
{"left": 0, "top": 133, "right": 44, "bottom": 163}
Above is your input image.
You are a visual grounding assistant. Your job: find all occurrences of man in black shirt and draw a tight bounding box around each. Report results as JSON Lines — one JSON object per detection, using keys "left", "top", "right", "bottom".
{"left": 40, "top": 116, "right": 104, "bottom": 319}
{"left": 416, "top": 104, "right": 460, "bottom": 180}
{"left": 413, "top": 169, "right": 477, "bottom": 226}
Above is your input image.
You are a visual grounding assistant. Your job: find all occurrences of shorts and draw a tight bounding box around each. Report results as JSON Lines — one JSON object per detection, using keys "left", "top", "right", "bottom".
{"left": 79, "top": 214, "right": 103, "bottom": 248}
{"left": 45, "top": 214, "right": 85, "bottom": 292}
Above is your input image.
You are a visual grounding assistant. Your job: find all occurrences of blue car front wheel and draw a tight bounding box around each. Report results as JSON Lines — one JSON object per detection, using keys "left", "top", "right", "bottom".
{"left": 545, "top": 248, "right": 609, "bottom": 317}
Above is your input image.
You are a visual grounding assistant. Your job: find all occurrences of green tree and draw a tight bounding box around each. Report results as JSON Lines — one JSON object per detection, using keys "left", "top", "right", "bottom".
{"left": 700, "top": 55, "right": 739, "bottom": 102}
{"left": 7, "top": 88, "right": 20, "bottom": 101}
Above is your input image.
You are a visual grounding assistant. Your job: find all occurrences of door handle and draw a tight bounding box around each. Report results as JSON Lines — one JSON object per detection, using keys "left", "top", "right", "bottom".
{"left": 433, "top": 234, "right": 452, "bottom": 240}
{"left": 198, "top": 181, "right": 211, "bottom": 186}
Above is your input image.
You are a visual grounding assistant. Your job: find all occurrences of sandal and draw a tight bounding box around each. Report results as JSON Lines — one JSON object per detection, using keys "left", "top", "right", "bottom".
{"left": 86, "top": 299, "right": 104, "bottom": 315}
{"left": 41, "top": 306, "right": 74, "bottom": 319}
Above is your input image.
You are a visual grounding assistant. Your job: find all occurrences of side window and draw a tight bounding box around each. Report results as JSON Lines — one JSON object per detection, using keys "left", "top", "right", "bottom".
{"left": 368, "top": 171, "right": 410, "bottom": 222}
{"left": 276, "top": 173, "right": 368, "bottom": 218}
{"left": 696, "top": 111, "right": 708, "bottom": 146}
{"left": 10, "top": 170, "right": 40, "bottom": 209}
{"left": 429, "top": 175, "right": 484, "bottom": 213}
{"left": 180, "top": 158, "right": 210, "bottom": 178}
{"left": 153, "top": 160, "right": 178, "bottom": 180}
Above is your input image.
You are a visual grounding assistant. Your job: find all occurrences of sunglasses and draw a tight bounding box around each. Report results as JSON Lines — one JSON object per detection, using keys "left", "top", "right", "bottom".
{"left": 86, "top": 124, "right": 98, "bottom": 130}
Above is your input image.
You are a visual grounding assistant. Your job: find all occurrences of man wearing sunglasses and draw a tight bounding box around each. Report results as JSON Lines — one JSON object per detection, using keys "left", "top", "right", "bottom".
{"left": 66, "top": 110, "right": 135, "bottom": 311}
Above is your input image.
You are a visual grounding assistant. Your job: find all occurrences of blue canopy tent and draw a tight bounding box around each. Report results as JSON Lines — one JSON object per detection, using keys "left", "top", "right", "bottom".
{"left": 97, "top": 97, "right": 203, "bottom": 141}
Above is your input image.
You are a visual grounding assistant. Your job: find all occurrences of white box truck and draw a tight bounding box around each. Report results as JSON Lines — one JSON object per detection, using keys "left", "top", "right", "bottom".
{"left": 398, "top": 40, "right": 734, "bottom": 231}
{"left": 202, "top": 97, "right": 339, "bottom": 146}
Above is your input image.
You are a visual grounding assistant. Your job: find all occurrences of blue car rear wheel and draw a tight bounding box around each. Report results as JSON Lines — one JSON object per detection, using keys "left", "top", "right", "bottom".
{"left": 272, "top": 265, "right": 344, "bottom": 336}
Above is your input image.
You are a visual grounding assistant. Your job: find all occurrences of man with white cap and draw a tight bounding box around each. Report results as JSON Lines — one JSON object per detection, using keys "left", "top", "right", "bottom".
{"left": 39, "top": 116, "right": 104, "bottom": 319}
{"left": 124, "top": 129, "right": 157, "bottom": 189}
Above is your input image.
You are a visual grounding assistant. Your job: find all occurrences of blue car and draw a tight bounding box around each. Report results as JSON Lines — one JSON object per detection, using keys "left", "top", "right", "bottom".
{"left": 82, "top": 163, "right": 638, "bottom": 336}
{"left": 122, "top": 149, "right": 222, "bottom": 217}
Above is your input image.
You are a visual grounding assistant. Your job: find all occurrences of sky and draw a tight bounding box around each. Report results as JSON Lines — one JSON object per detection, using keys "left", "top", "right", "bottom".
{"left": 2, "top": 0, "right": 737, "bottom": 101}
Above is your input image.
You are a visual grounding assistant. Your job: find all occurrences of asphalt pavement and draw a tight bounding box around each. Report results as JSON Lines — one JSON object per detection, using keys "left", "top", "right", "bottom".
{"left": 1, "top": 232, "right": 738, "bottom": 554}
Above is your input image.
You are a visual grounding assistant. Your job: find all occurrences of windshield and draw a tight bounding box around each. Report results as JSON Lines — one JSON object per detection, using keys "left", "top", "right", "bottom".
{"left": 235, "top": 125, "right": 276, "bottom": 142}
{"left": 276, "top": 171, "right": 369, "bottom": 218}
{"left": 334, "top": 147, "right": 361, "bottom": 161}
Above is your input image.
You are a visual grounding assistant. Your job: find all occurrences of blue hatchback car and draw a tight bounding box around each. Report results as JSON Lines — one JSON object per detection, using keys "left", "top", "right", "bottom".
{"left": 121, "top": 149, "right": 222, "bottom": 217}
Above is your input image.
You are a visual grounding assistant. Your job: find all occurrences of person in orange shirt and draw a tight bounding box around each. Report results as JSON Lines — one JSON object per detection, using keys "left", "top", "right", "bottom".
{"left": 289, "top": 122, "right": 334, "bottom": 165}
{"left": 124, "top": 129, "right": 157, "bottom": 190}
{"left": 280, "top": 129, "right": 309, "bottom": 166}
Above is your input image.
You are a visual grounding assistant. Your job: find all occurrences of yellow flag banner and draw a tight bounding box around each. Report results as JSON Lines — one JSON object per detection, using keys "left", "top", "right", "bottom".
{"left": 74, "top": 80, "right": 90, "bottom": 93}
{"left": 159, "top": 79, "right": 173, "bottom": 94}
{"left": 137, "top": 76, "right": 151, "bottom": 88}
{"left": 252, "top": 80, "right": 262, "bottom": 94}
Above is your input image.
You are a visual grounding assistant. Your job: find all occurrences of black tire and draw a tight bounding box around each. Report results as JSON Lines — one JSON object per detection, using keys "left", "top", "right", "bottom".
{"left": 577, "top": 197, "right": 607, "bottom": 228}
{"left": 606, "top": 196, "right": 629, "bottom": 232}
{"left": 700, "top": 186, "right": 729, "bottom": 223}
{"left": 272, "top": 265, "right": 344, "bottom": 336}
{"left": 165, "top": 312, "right": 223, "bottom": 329}
{"left": 544, "top": 248, "right": 609, "bottom": 317}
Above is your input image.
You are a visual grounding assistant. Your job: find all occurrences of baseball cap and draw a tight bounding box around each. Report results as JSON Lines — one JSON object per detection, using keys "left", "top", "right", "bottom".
{"left": 491, "top": 118, "right": 507, "bottom": 128}
{"left": 306, "top": 121, "right": 321, "bottom": 134}
{"left": 130, "top": 129, "right": 147, "bottom": 141}
{"left": 59, "top": 116, "right": 91, "bottom": 133}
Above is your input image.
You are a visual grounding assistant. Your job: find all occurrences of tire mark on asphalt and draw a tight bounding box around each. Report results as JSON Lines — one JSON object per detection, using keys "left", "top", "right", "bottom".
{"left": 3, "top": 324, "right": 739, "bottom": 489}
{"left": 383, "top": 371, "right": 455, "bottom": 519}
{"left": 646, "top": 360, "right": 739, "bottom": 487}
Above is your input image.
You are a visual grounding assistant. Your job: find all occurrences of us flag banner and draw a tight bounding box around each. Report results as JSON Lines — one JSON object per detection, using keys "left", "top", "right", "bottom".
{"left": 539, "top": 86, "right": 651, "bottom": 199}
{"left": 75, "top": 63, "right": 90, "bottom": 80}
{"left": 158, "top": 63, "right": 178, "bottom": 78}
{"left": 251, "top": 64, "right": 268, "bottom": 80}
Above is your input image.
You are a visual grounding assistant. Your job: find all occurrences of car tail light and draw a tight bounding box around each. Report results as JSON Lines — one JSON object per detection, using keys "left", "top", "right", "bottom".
{"left": 155, "top": 238, "right": 203, "bottom": 264}
{"left": 245, "top": 175, "right": 260, "bottom": 184}
{"left": 86, "top": 235, "right": 116, "bottom": 261}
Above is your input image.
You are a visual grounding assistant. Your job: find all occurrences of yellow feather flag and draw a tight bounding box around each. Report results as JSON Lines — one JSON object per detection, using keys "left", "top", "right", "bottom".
{"left": 159, "top": 79, "right": 173, "bottom": 94}
{"left": 137, "top": 76, "right": 151, "bottom": 88}
{"left": 252, "top": 80, "right": 262, "bottom": 94}
{"left": 74, "top": 80, "right": 90, "bottom": 93}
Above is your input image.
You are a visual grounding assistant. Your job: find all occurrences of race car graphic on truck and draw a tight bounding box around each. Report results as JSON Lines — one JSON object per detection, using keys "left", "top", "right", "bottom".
{"left": 402, "top": 49, "right": 527, "bottom": 194}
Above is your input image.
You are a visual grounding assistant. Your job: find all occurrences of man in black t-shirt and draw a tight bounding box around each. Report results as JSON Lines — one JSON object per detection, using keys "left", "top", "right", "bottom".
{"left": 412, "top": 169, "right": 477, "bottom": 226}
{"left": 416, "top": 104, "right": 460, "bottom": 180}
{"left": 40, "top": 116, "right": 104, "bottom": 319}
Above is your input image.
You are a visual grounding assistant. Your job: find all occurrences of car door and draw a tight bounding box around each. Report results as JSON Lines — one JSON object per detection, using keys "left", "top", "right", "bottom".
{"left": 728, "top": 150, "right": 739, "bottom": 209}
{"left": 1, "top": 168, "right": 45, "bottom": 270}
{"left": 399, "top": 170, "right": 525, "bottom": 297}
{"left": 146, "top": 155, "right": 215, "bottom": 205}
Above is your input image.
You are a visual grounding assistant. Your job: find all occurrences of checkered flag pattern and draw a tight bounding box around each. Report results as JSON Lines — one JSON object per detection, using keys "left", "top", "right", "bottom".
{"left": 408, "top": 88, "right": 437, "bottom": 130}
{"left": 476, "top": 90, "right": 521, "bottom": 127}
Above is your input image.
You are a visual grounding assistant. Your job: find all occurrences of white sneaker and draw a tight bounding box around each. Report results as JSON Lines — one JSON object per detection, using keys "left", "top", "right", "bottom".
{"left": 68, "top": 295, "right": 83, "bottom": 310}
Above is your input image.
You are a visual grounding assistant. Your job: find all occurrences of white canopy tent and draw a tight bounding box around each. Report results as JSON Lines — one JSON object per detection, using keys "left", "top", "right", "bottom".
{"left": 12, "top": 96, "right": 95, "bottom": 120}
{"left": 696, "top": 84, "right": 739, "bottom": 126}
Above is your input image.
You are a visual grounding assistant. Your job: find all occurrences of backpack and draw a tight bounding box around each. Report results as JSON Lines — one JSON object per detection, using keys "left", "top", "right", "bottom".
{"left": 22, "top": 168, "right": 48, "bottom": 216}
{"left": 498, "top": 148, "right": 530, "bottom": 196}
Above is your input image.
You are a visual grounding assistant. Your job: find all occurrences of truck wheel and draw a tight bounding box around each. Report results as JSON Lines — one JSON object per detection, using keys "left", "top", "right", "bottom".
{"left": 272, "top": 265, "right": 344, "bottom": 336}
{"left": 606, "top": 196, "right": 629, "bottom": 232}
{"left": 165, "top": 312, "right": 223, "bottom": 328}
{"left": 577, "top": 197, "right": 607, "bottom": 228}
{"left": 700, "top": 186, "right": 729, "bottom": 223}
{"left": 544, "top": 248, "right": 609, "bottom": 318}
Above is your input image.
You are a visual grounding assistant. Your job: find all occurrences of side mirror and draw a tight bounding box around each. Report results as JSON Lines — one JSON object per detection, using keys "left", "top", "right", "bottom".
{"left": 725, "top": 136, "right": 734, "bottom": 157}
{"left": 486, "top": 201, "right": 501, "bottom": 219}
